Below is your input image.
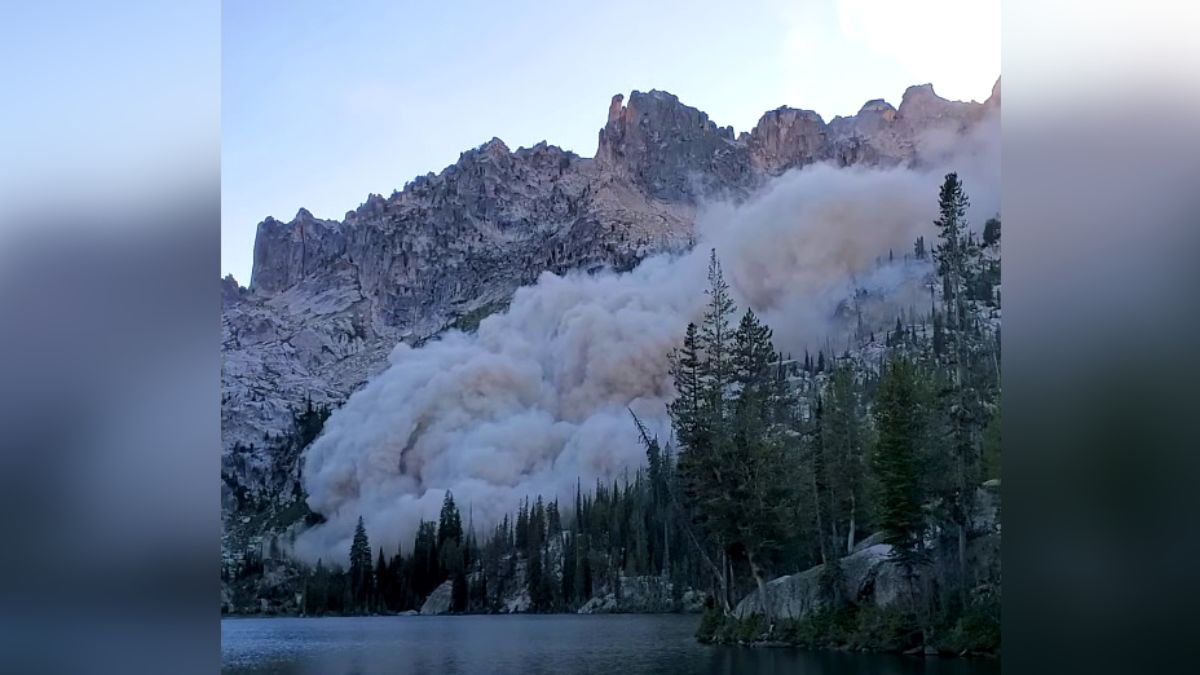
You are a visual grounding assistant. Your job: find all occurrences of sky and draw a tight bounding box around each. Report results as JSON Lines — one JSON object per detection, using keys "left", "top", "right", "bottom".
{"left": 1, "top": 1, "right": 219, "bottom": 218}
{"left": 221, "top": 0, "right": 999, "bottom": 284}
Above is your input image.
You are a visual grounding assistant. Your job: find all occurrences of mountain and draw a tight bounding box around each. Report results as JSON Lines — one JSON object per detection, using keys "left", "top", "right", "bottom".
{"left": 220, "top": 80, "right": 1001, "bottom": 512}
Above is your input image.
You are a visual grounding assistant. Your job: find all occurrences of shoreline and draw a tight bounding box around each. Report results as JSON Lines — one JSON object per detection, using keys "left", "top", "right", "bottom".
{"left": 221, "top": 611, "right": 999, "bottom": 659}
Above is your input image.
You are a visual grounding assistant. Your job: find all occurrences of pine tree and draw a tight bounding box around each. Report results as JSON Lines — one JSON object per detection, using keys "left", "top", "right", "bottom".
{"left": 732, "top": 309, "right": 775, "bottom": 404}
{"left": 438, "top": 491, "right": 464, "bottom": 548}
{"left": 673, "top": 250, "right": 742, "bottom": 611}
{"left": 808, "top": 396, "right": 831, "bottom": 565}
{"left": 982, "top": 403, "right": 1001, "bottom": 481}
{"left": 668, "top": 323, "right": 707, "bottom": 452}
{"left": 348, "top": 516, "right": 374, "bottom": 612}
{"left": 375, "top": 547, "right": 388, "bottom": 611}
{"left": 729, "top": 311, "right": 795, "bottom": 622}
{"left": 698, "top": 249, "right": 736, "bottom": 419}
{"left": 515, "top": 499, "right": 529, "bottom": 550}
{"left": 982, "top": 217, "right": 1001, "bottom": 248}
{"left": 823, "top": 364, "right": 866, "bottom": 556}
{"left": 451, "top": 568, "right": 468, "bottom": 613}
{"left": 412, "top": 520, "right": 439, "bottom": 599}
{"left": 932, "top": 310, "right": 946, "bottom": 356}
{"left": 932, "top": 172, "right": 989, "bottom": 609}
{"left": 872, "top": 357, "right": 926, "bottom": 606}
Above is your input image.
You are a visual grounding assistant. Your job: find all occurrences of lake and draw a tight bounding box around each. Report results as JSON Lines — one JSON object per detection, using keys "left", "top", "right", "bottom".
{"left": 222, "top": 614, "right": 1000, "bottom": 675}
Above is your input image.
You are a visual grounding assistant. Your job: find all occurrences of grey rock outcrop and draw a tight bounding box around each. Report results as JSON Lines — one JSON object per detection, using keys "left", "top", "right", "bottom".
{"left": 597, "top": 90, "right": 755, "bottom": 202}
{"left": 735, "top": 483, "right": 1001, "bottom": 621}
{"left": 419, "top": 580, "right": 454, "bottom": 615}
{"left": 251, "top": 209, "right": 348, "bottom": 295}
{"left": 575, "top": 575, "right": 704, "bottom": 614}
{"left": 743, "top": 107, "right": 829, "bottom": 175}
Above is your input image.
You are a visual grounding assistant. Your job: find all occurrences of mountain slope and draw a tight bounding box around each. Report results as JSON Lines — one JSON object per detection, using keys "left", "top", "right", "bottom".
{"left": 221, "top": 81, "right": 1000, "bottom": 511}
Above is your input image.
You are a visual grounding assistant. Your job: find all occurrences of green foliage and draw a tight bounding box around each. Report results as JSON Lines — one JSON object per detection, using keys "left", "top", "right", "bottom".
{"left": 696, "top": 607, "right": 724, "bottom": 643}
{"left": 726, "top": 613, "right": 767, "bottom": 642}
{"left": 932, "top": 596, "right": 1001, "bottom": 654}
{"left": 348, "top": 516, "right": 374, "bottom": 612}
{"left": 982, "top": 404, "right": 1001, "bottom": 481}
{"left": 844, "top": 606, "right": 921, "bottom": 652}
{"left": 448, "top": 300, "right": 509, "bottom": 333}
{"left": 982, "top": 217, "right": 1001, "bottom": 248}
{"left": 707, "top": 606, "right": 930, "bottom": 653}
{"left": 670, "top": 254, "right": 801, "bottom": 613}
{"left": 438, "top": 491, "right": 464, "bottom": 548}
{"left": 821, "top": 365, "right": 867, "bottom": 557}
{"left": 872, "top": 357, "right": 927, "bottom": 570}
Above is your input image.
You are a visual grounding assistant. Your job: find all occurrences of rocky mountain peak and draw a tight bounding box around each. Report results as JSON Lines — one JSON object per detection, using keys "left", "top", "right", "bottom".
{"left": 222, "top": 274, "right": 244, "bottom": 305}
{"left": 856, "top": 98, "right": 898, "bottom": 118}
{"left": 467, "top": 136, "right": 512, "bottom": 161}
{"left": 744, "top": 106, "right": 829, "bottom": 175}
{"left": 897, "top": 83, "right": 972, "bottom": 125}
{"left": 900, "top": 82, "right": 938, "bottom": 102}
{"left": 596, "top": 89, "right": 752, "bottom": 201}
{"left": 986, "top": 76, "right": 1001, "bottom": 109}
{"left": 249, "top": 208, "right": 346, "bottom": 295}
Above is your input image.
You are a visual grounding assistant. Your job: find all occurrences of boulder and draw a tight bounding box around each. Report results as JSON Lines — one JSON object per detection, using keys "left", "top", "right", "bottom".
{"left": 734, "top": 543, "right": 902, "bottom": 620}
{"left": 419, "top": 580, "right": 454, "bottom": 615}
{"left": 576, "top": 575, "right": 703, "bottom": 614}
{"left": 736, "top": 485, "right": 1001, "bottom": 621}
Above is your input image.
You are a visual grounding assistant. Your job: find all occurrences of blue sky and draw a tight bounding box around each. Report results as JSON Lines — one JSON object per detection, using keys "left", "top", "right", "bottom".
{"left": 222, "top": 0, "right": 999, "bottom": 283}
{"left": 1, "top": 1, "right": 219, "bottom": 214}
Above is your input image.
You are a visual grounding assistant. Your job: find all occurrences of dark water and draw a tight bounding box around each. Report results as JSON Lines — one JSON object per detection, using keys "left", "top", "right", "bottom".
{"left": 222, "top": 614, "right": 999, "bottom": 675}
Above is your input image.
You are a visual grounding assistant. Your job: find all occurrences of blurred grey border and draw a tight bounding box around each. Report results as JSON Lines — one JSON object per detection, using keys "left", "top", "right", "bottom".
{"left": 1003, "top": 1, "right": 1200, "bottom": 674}
{"left": 2, "top": 2, "right": 1199, "bottom": 674}
{"left": 0, "top": 2, "right": 220, "bottom": 674}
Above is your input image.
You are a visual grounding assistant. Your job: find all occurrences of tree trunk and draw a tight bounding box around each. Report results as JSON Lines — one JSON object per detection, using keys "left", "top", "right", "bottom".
{"left": 811, "top": 465, "right": 828, "bottom": 565}
{"left": 725, "top": 551, "right": 736, "bottom": 612}
{"left": 747, "top": 551, "right": 772, "bottom": 627}
{"left": 957, "top": 520, "right": 969, "bottom": 609}
{"left": 847, "top": 493, "right": 857, "bottom": 554}
{"left": 663, "top": 517, "right": 670, "bottom": 577}
{"left": 844, "top": 492, "right": 854, "bottom": 554}
{"left": 683, "top": 523, "right": 728, "bottom": 612}
{"left": 831, "top": 515, "right": 842, "bottom": 559}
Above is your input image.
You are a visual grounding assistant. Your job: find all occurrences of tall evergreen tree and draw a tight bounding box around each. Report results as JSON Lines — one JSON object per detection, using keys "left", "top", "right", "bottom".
{"left": 823, "top": 364, "right": 866, "bottom": 556}
{"left": 982, "top": 217, "right": 1001, "bottom": 248}
{"left": 699, "top": 248, "right": 736, "bottom": 419}
{"left": 872, "top": 357, "right": 927, "bottom": 599}
{"left": 932, "top": 172, "right": 989, "bottom": 609}
{"left": 438, "top": 491, "right": 464, "bottom": 548}
{"left": 375, "top": 547, "right": 388, "bottom": 610}
{"left": 348, "top": 516, "right": 374, "bottom": 612}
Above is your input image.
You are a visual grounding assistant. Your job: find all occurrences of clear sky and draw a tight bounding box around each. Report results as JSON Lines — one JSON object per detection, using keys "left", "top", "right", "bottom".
{"left": 221, "top": 0, "right": 999, "bottom": 284}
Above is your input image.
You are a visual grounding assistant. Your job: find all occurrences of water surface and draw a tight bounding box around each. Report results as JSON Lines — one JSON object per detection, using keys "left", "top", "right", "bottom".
{"left": 222, "top": 614, "right": 999, "bottom": 675}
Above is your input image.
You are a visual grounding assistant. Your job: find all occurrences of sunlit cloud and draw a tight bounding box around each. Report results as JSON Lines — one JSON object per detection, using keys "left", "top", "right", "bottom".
{"left": 836, "top": 0, "right": 999, "bottom": 102}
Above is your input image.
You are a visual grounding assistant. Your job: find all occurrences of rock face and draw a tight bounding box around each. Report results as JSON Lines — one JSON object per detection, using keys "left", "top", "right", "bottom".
{"left": 221, "top": 81, "right": 1000, "bottom": 517}
{"left": 597, "top": 91, "right": 754, "bottom": 201}
{"left": 744, "top": 107, "right": 829, "bottom": 175}
{"left": 575, "top": 575, "right": 705, "bottom": 614}
{"left": 734, "top": 543, "right": 896, "bottom": 620}
{"left": 419, "top": 580, "right": 454, "bottom": 615}
{"left": 735, "top": 483, "right": 1001, "bottom": 621}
